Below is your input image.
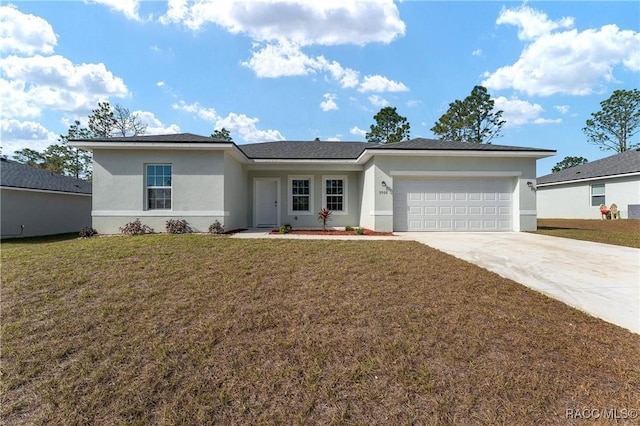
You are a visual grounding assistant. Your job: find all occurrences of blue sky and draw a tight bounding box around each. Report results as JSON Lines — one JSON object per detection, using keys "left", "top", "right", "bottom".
{"left": 1, "top": 1, "right": 638, "bottom": 175}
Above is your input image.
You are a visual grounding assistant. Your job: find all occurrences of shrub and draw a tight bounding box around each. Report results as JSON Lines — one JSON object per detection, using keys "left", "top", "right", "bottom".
{"left": 79, "top": 227, "right": 98, "bottom": 238}
{"left": 354, "top": 227, "right": 365, "bottom": 235}
{"left": 317, "top": 208, "right": 332, "bottom": 231}
{"left": 208, "top": 220, "right": 225, "bottom": 235}
{"left": 279, "top": 224, "right": 292, "bottom": 234}
{"left": 345, "top": 225, "right": 354, "bottom": 232}
{"left": 166, "top": 219, "right": 192, "bottom": 234}
{"left": 119, "top": 219, "right": 154, "bottom": 236}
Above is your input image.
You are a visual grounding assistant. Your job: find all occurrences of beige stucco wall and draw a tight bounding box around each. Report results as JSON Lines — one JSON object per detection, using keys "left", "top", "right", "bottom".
{"left": 92, "top": 149, "right": 227, "bottom": 233}
{"left": 362, "top": 155, "right": 539, "bottom": 232}
{"left": 223, "top": 152, "right": 248, "bottom": 231}
{"left": 246, "top": 169, "right": 361, "bottom": 228}
{"left": 1, "top": 188, "right": 91, "bottom": 238}
{"left": 537, "top": 176, "right": 640, "bottom": 219}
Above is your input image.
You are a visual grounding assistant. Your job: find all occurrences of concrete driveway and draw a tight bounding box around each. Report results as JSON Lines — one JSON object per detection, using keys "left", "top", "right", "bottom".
{"left": 397, "top": 232, "right": 640, "bottom": 334}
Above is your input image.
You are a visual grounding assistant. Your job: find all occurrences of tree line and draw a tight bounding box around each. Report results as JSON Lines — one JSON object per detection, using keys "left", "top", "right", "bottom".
{"left": 10, "top": 88, "right": 639, "bottom": 178}
{"left": 366, "top": 87, "right": 639, "bottom": 172}
{"left": 13, "top": 102, "right": 147, "bottom": 180}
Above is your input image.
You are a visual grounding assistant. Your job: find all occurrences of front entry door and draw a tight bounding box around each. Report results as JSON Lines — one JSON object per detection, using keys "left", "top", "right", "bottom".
{"left": 255, "top": 179, "right": 279, "bottom": 227}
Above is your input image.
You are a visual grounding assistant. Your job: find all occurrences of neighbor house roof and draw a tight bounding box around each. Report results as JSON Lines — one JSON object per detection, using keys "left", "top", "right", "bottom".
{"left": 0, "top": 158, "right": 92, "bottom": 194}
{"left": 538, "top": 149, "right": 640, "bottom": 185}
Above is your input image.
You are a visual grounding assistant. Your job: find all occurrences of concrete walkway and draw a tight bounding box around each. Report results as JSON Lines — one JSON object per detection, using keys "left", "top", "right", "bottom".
{"left": 397, "top": 232, "right": 640, "bottom": 334}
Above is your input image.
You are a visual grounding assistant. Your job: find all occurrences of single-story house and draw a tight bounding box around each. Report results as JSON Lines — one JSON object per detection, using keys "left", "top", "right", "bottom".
{"left": 69, "top": 133, "right": 555, "bottom": 233}
{"left": 537, "top": 149, "right": 640, "bottom": 219}
{"left": 1, "top": 157, "right": 92, "bottom": 238}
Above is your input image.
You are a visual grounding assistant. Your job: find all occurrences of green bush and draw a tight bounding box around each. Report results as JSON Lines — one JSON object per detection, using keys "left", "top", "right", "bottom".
{"left": 354, "top": 227, "right": 365, "bottom": 235}
{"left": 166, "top": 219, "right": 192, "bottom": 234}
{"left": 279, "top": 224, "right": 292, "bottom": 234}
{"left": 120, "top": 219, "right": 154, "bottom": 236}
{"left": 79, "top": 227, "right": 98, "bottom": 238}
{"left": 208, "top": 220, "right": 225, "bottom": 235}
{"left": 345, "top": 225, "right": 354, "bottom": 232}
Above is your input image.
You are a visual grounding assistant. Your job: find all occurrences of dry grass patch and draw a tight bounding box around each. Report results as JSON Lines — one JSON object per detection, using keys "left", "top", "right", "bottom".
{"left": 2, "top": 235, "right": 639, "bottom": 425}
{"left": 534, "top": 219, "right": 640, "bottom": 248}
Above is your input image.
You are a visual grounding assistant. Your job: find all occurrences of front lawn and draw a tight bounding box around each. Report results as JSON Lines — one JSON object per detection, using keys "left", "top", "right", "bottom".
{"left": 2, "top": 236, "right": 638, "bottom": 424}
{"left": 534, "top": 219, "right": 640, "bottom": 248}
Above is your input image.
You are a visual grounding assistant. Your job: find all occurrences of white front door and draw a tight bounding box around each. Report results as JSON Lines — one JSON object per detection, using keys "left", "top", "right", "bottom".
{"left": 255, "top": 178, "right": 279, "bottom": 227}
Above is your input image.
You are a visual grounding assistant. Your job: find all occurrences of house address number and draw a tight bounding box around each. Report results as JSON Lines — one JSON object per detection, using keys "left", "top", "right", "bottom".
{"left": 379, "top": 190, "right": 389, "bottom": 195}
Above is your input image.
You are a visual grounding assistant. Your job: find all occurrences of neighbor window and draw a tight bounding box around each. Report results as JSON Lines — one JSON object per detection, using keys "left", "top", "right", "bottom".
{"left": 147, "top": 164, "right": 172, "bottom": 209}
{"left": 323, "top": 175, "right": 347, "bottom": 214}
{"left": 590, "top": 183, "right": 605, "bottom": 206}
{"left": 288, "top": 176, "right": 313, "bottom": 215}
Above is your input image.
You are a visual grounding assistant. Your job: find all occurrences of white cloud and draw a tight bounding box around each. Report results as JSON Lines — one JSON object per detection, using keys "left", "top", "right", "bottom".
{"left": 471, "top": 49, "right": 482, "bottom": 57}
{"left": 406, "top": 99, "right": 421, "bottom": 108}
{"left": 172, "top": 100, "right": 284, "bottom": 143}
{"left": 349, "top": 126, "right": 367, "bottom": 137}
{"left": 89, "top": 0, "right": 143, "bottom": 21}
{"left": 216, "top": 113, "right": 284, "bottom": 143}
{"left": 0, "top": 6, "right": 129, "bottom": 124}
{"left": 494, "top": 96, "right": 560, "bottom": 127}
{"left": 133, "top": 110, "right": 181, "bottom": 134}
{"left": 0, "top": 54, "right": 128, "bottom": 117}
{"left": 496, "top": 5, "right": 574, "bottom": 41}
{"left": 326, "top": 137, "right": 341, "bottom": 141}
{"left": 368, "top": 94, "right": 388, "bottom": 107}
{"left": 172, "top": 100, "right": 218, "bottom": 122}
{"left": 242, "top": 40, "right": 318, "bottom": 78}
{"left": 358, "top": 75, "right": 409, "bottom": 93}
{"left": 156, "top": 81, "right": 165, "bottom": 87}
{"left": 0, "top": 118, "right": 57, "bottom": 154}
{"left": 554, "top": 105, "right": 569, "bottom": 114}
{"left": 160, "top": 0, "right": 405, "bottom": 46}
{"left": 0, "top": 5, "right": 57, "bottom": 55}
{"left": 483, "top": 6, "right": 640, "bottom": 96}
{"left": 320, "top": 93, "right": 338, "bottom": 111}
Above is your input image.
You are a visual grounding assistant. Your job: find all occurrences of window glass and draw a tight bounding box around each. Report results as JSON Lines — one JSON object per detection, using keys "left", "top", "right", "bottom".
{"left": 147, "top": 164, "right": 172, "bottom": 210}
{"left": 291, "top": 178, "right": 310, "bottom": 212}
{"left": 591, "top": 183, "right": 605, "bottom": 206}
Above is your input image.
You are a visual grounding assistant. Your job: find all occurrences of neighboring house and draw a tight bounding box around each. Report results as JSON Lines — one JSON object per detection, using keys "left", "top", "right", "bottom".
{"left": 70, "top": 133, "right": 554, "bottom": 233}
{"left": 1, "top": 158, "right": 92, "bottom": 238}
{"left": 537, "top": 149, "right": 640, "bottom": 219}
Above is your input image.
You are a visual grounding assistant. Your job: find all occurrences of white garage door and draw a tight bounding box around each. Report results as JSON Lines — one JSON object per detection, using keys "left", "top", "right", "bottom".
{"left": 393, "top": 178, "right": 513, "bottom": 231}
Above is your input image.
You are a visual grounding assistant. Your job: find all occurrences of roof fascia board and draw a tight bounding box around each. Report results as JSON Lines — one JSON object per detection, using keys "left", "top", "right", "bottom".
{"left": 390, "top": 171, "right": 522, "bottom": 178}
{"left": 537, "top": 171, "right": 640, "bottom": 187}
{"left": 247, "top": 163, "right": 363, "bottom": 171}
{"left": 357, "top": 149, "right": 555, "bottom": 163}
{"left": 1, "top": 186, "right": 92, "bottom": 196}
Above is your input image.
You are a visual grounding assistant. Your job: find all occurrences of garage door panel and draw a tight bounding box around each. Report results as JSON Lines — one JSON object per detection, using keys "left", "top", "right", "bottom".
{"left": 394, "top": 178, "right": 513, "bottom": 232}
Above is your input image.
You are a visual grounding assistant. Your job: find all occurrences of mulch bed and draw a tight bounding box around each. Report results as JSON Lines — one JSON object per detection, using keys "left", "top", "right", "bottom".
{"left": 269, "top": 229, "right": 395, "bottom": 236}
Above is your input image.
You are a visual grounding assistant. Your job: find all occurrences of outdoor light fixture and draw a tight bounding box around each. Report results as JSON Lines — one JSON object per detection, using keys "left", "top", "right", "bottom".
{"left": 382, "top": 181, "right": 387, "bottom": 187}
{"left": 527, "top": 181, "right": 536, "bottom": 191}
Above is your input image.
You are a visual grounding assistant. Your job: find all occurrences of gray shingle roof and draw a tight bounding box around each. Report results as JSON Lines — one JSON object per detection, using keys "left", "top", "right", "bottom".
{"left": 0, "top": 158, "right": 92, "bottom": 194}
{"left": 537, "top": 149, "right": 640, "bottom": 185}
{"left": 368, "top": 138, "right": 555, "bottom": 152}
{"left": 72, "top": 132, "right": 226, "bottom": 143}
{"left": 71, "top": 133, "right": 554, "bottom": 159}
{"left": 238, "top": 141, "right": 375, "bottom": 159}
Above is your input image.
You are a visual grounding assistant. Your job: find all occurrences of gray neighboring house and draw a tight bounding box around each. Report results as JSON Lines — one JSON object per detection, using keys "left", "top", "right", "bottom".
{"left": 70, "top": 133, "right": 555, "bottom": 233}
{"left": 1, "top": 158, "right": 92, "bottom": 238}
{"left": 537, "top": 149, "right": 640, "bottom": 219}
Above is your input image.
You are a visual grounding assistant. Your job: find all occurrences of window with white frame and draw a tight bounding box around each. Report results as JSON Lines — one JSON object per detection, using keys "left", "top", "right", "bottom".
{"left": 288, "top": 176, "right": 313, "bottom": 215}
{"left": 590, "top": 183, "right": 605, "bottom": 206}
{"left": 146, "top": 164, "right": 172, "bottom": 209}
{"left": 323, "top": 175, "right": 347, "bottom": 214}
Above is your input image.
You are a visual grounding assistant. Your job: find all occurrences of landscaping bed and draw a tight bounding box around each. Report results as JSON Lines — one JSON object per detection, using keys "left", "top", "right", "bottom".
{"left": 269, "top": 228, "right": 394, "bottom": 236}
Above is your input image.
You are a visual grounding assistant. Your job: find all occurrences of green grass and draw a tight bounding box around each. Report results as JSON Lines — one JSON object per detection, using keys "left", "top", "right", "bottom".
{"left": 534, "top": 219, "right": 640, "bottom": 248}
{"left": 2, "top": 235, "right": 639, "bottom": 424}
